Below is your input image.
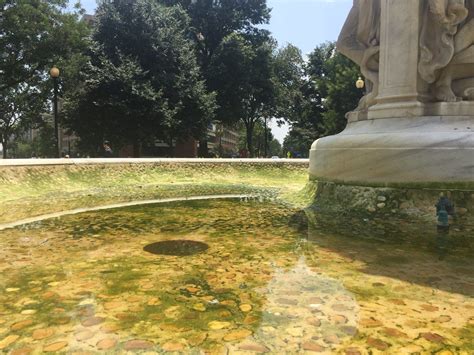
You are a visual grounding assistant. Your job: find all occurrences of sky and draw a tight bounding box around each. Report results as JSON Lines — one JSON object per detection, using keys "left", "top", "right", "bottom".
{"left": 77, "top": 0, "right": 353, "bottom": 143}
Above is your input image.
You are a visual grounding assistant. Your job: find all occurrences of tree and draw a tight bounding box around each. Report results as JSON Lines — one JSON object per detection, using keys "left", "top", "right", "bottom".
{"left": 64, "top": 52, "right": 167, "bottom": 156}
{"left": 273, "top": 44, "right": 306, "bottom": 125}
{"left": 0, "top": 85, "right": 45, "bottom": 158}
{"left": 156, "top": 0, "right": 271, "bottom": 156}
{"left": 157, "top": 0, "right": 270, "bottom": 62}
{"left": 272, "top": 43, "right": 311, "bottom": 157}
{"left": 9, "top": 121, "right": 56, "bottom": 158}
{"left": 238, "top": 119, "right": 278, "bottom": 157}
{"left": 209, "top": 33, "right": 275, "bottom": 157}
{"left": 316, "top": 43, "right": 362, "bottom": 137}
{"left": 64, "top": 0, "right": 216, "bottom": 156}
{"left": 0, "top": 0, "right": 89, "bottom": 157}
{"left": 283, "top": 42, "right": 363, "bottom": 157}
{"left": 268, "top": 137, "right": 281, "bottom": 157}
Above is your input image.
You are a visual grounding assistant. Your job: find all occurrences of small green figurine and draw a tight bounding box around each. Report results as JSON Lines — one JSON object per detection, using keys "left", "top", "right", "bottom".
{"left": 436, "top": 193, "right": 455, "bottom": 232}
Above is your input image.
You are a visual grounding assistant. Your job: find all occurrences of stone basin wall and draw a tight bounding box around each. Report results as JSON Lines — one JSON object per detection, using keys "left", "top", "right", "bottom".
{"left": 309, "top": 181, "right": 474, "bottom": 229}
{"left": 2, "top": 158, "right": 472, "bottom": 230}
{"left": 0, "top": 158, "right": 309, "bottom": 224}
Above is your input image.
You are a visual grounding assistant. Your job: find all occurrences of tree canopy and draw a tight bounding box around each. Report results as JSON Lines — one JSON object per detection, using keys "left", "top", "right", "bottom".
{"left": 0, "top": 0, "right": 89, "bottom": 157}
{"left": 209, "top": 33, "right": 276, "bottom": 156}
{"left": 156, "top": 0, "right": 270, "bottom": 69}
{"left": 64, "top": 0, "right": 216, "bottom": 156}
{"left": 1, "top": 1, "right": 365, "bottom": 159}
{"left": 283, "top": 42, "right": 363, "bottom": 157}
{"left": 154, "top": 0, "right": 272, "bottom": 156}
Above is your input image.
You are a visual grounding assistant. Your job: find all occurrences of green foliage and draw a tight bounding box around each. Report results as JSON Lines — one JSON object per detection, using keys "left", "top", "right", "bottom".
{"left": 9, "top": 122, "right": 56, "bottom": 158}
{"left": 2, "top": 1, "right": 361, "bottom": 160}
{"left": 210, "top": 33, "right": 276, "bottom": 156}
{"left": 0, "top": 0, "right": 89, "bottom": 157}
{"left": 155, "top": 0, "right": 270, "bottom": 85}
{"left": 157, "top": 0, "right": 270, "bottom": 62}
{"left": 317, "top": 43, "right": 362, "bottom": 136}
{"left": 0, "top": 0, "right": 87, "bottom": 92}
{"left": 268, "top": 138, "right": 282, "bottom": 157}
{"left": 64, "top": 48, "right": 170, "bottom": 156}
{"left": 273, "top": 44, "right": 306, "bottom": 125}
{"left": 0, "top": 85, "right": 45, "bottom": 158}
{"left": 64, "top": 0, "right": 216, "bottom": 156}
{"left": 283, "top": 42, "right": 363, "bottom": 157}
{"left": 156, "top": 0, "right": 272, "bottom": 156}
{"left": 238, "top": 119, "right": 280, "bottom": 157}
{"left": 31, "top": 123, "right": 57, "bottom": 157}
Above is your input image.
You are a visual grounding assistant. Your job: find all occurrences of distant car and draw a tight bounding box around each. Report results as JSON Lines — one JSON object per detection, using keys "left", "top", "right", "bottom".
{"left": 271, "top": 156, "right": 280, "bottom": 159}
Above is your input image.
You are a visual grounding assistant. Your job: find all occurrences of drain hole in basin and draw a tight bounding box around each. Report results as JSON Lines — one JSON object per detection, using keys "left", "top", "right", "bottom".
{"left": 144, "top": 240, "right": 209, "bottom": 256}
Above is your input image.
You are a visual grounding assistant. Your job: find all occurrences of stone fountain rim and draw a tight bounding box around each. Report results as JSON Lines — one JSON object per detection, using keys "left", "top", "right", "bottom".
{"left": 0, "top": 194, "right": 256, "bottom": 232}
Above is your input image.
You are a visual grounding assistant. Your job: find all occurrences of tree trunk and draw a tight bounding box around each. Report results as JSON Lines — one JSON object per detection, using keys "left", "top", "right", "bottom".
{"left": 245, "top": 121, "right": 254, "bottom": 158}
{"left": 133, "top": 141, "right": 140, "bottom": 158}
{"left": 1, "top": 138, "right": 7, "bottom": 159}
{"left": 198, "top": 140, "right": 209, "bottom": 157}
{"left": 169, "top": 139, "right": 175, "bottom": 157}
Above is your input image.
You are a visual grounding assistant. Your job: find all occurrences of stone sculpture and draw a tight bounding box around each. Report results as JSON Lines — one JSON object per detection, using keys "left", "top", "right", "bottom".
{"left": 339, "top": 0, "right": 474, "bottom": 111}
{"left": 337, "top": 0, "right": 381, "bottom": 109}
{"left": 309, "top": 0, "right": 474, "bottom": 185}
{"left": 419, "top": 0, "right": 474, "bottom": 102}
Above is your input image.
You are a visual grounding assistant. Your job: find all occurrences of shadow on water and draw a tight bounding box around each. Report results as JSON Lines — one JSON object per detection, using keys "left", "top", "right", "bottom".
{"left": 289, "top": 207, "right": 474, "bottom": 297}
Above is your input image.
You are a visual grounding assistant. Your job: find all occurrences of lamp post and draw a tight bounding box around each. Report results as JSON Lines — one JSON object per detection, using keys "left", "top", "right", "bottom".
{"left": 50, "top": 66, "right": 60, "bottom": 158}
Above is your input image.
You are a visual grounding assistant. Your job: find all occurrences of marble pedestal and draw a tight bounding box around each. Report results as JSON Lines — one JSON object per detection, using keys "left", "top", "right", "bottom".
{"left": 309, "top": 0, "right": 474, "bottom": 190}
{"left": 308, "top": 0, "right": 474, "bottom": 225}
{"left": 309, "top": 114, "right": 474, "bottom": 186}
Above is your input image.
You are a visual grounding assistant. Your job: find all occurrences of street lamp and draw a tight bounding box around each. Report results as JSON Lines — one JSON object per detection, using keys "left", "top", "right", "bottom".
{"left": 50, "top": 66, "right": 60, "bottom": 158}
{"left": 356, "top": 76, "right": 365, "bottom": 89}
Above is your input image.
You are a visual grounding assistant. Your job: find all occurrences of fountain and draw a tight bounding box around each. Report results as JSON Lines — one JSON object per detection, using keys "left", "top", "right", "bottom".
{"left": 309, "top": 0, "right": 474, "bottom": 220}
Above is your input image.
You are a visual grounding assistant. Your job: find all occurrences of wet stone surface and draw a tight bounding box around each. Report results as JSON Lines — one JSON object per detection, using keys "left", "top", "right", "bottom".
{"left": 0, "top": 199, "right": 472, "bottom": 353}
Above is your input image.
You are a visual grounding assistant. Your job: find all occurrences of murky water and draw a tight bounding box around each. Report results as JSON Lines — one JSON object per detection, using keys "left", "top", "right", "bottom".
{"left": 0, "top": 199, "right": 472, "bottom": 354}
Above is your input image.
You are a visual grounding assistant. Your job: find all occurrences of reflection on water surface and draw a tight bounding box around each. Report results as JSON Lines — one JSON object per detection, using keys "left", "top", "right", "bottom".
{"left": 0, "top": 200, "right": 472, "bottom": 354}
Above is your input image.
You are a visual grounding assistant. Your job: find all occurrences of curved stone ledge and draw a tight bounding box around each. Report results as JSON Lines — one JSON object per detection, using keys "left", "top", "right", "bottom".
{"left": 0, "top": 194, "right": 254, "bottom": 231}
{"left": 0, "top": 158, "right": 309, "bottom": 167}
{"left": 0, "top": 161, "right": 310, "bottom": 225}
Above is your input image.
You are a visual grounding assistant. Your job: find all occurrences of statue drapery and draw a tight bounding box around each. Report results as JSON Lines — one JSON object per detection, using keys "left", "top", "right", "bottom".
{"left": 338, "top": 0, "right": 474, "bottom": 108}
{"left": 337, "top": 0, "right": 381, "bottom": 109}
{"left": 419, "top": 0, "right": 474, "bottom": 101}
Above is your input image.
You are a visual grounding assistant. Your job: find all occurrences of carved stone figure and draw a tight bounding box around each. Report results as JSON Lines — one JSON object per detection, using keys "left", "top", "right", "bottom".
{"left": 310, "top": 0, "right": 474, "bottom": 186}
{"left": 337, "top": 0, "right": 381, "bottom": 109}
{"left": 419, "top": 0, "right": 474, "bottom": 101}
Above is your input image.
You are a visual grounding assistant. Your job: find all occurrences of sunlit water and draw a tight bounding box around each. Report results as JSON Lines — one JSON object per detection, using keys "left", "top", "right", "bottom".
{"left": 0, "top": 199, "right": 472, "bottom": 354}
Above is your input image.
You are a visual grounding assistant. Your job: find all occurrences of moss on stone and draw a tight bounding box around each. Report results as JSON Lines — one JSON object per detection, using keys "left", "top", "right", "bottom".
{"left": 0, "top": 162, "right": 308, "bottom": 224}
{"left": 308, "top": 180, "right": 474, "bottom": 225}
{"left": 310, "top": 176, "right": 474, "bottom": 191}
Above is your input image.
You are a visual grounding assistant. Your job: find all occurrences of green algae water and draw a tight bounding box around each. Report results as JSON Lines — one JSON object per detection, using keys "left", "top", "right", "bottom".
{"left": 0, "top": 199, "right": 472, "bottom": 354}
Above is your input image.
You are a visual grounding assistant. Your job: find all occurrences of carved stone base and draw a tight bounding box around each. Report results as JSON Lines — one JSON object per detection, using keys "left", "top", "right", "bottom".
{"left": 309, "top": 115, "right": 474, "bottom": 186}
{"left": 347, "top": 101, "right": 474, "bottom": 123}
{"left": 308, "top": 180, "right": 473, "bottom": 221}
